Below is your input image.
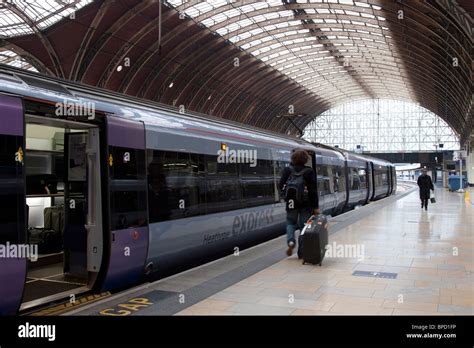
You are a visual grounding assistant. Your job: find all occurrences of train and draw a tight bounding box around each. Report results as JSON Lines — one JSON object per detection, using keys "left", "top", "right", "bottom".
{"left": 0, "top": 65, "right": 395, "bottom": 315}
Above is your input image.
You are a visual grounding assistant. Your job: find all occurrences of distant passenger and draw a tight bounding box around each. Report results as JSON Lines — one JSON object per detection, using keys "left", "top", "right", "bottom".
{"left": 279, "top": 149, "right": 319, "bottom": 256}
{"left": 417, "top": 169, "right": 434, "bottom": 211}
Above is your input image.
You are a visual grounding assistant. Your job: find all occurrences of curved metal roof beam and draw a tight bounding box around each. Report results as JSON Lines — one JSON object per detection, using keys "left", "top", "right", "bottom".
{"left": 3, "top": 1, "right": 65, "bottom": 77}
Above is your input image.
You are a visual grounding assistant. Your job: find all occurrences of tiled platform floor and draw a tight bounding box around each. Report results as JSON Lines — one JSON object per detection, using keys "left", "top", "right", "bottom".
{"left": 177, "top": 187, "right": 473, "bottom": 315}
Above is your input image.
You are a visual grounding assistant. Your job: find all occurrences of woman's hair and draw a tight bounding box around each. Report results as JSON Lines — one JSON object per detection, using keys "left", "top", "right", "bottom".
{"left": 291, "top": 149, "right": 309, "bottom": 166}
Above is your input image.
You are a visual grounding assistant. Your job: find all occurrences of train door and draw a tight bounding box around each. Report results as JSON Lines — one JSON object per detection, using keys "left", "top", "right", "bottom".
{"left": 0, "top": 95, "right": 27, "bottom": 315}
{"left": 307, "top": 150, "right": 319, "bottom": 211}
{"left": 20, "top": 113, "right": 102, "bottom": 310}
{"left": 364, "top": 162, "right": 371, "bottom": 202}
{"left": 392, "top": 167, "right": 397, "bottom": 194}
{"left": 387, "top": 166, "right": 392, "bottom": 195}
{"left": 100, "top": 116, "right": 149, "bottom": 291}
{"left": 387, "top": 167, "right": 393, "bottom": 195}
{"left": 369, "top": 162, "right": 375, "bottom": 200}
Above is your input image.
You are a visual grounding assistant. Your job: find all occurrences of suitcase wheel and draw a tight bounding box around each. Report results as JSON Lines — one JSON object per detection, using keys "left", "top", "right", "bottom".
{"left": 319, "top": 263, "right": 322, "bottom": 267}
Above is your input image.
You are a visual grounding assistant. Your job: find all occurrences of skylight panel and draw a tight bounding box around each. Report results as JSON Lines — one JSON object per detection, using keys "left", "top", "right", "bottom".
{"left": 275, "top": 22, "right": 290, "bottom": 28}
{"left": 345, "top": 10, "right": 361, "bottom": 17}
{"left": 183, "top": 7, "right": 200, "bottom": 17}
{"left": 316, "top": 9, "right": 330, "bottom": 14}
{"left": 194, "top": 2, "right": 213, "bottom": 14}
{"left": 366, "top": 23, "right": 380, "bottom": 28}
{"left": 354, "top": 2, "right": 370, "bottom": 8}
{"left": 361, "top": 12, "right": 375, "bottom": 19}
{"left": 270, "top": 42, "right": 283, "bottom": 49}
{"left": 167, "top": 0, "right": 184, "bottom": 6}
{"left": 202, "top": 18, "right": 216, "bottom": 26}
{"left": 267, "top": 0, "right": 283, "bottom": 7}
{"left": 222, "top": 8, "right": 240, "bottom": 18}
{"left": 249, "top": 28, "right": 264, "bottom": 35}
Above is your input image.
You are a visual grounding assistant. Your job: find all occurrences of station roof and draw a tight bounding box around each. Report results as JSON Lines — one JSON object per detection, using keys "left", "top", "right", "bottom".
{"left": 0, "top": 0, "right": 472, "bottom": 142}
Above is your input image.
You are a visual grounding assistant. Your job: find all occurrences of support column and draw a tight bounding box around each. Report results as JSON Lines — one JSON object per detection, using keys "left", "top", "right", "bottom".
{"left": 468, "top": 145, "right": 474, "bottom": 186}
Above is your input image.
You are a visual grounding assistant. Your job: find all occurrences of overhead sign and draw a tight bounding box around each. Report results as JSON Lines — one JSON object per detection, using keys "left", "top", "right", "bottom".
{"left": 453, "top": 150, "right": 467, "bottom": 161}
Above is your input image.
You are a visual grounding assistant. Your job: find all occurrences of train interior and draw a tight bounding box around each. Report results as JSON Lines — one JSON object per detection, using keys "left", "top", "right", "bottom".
{"left": 22, "top": 115, "right": 100, "bottom": 309}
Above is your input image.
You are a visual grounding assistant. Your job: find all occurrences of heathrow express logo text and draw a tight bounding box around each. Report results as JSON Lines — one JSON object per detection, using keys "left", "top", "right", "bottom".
{"left": 217, "top": 147, "right": 257, "bottom": 167}
{"left": 202, "top": 208, "right": 275, "bottom": 244}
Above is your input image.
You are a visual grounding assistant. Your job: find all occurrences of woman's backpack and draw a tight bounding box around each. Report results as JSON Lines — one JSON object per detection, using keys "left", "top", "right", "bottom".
{"left": 283, "top": 167, "right": 311, "bottom": 207}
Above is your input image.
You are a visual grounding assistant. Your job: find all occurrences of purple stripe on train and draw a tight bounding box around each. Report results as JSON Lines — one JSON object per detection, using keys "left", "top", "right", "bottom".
{"left": 0, "top": 95, "right": 25, "bottom": 315}
{"left": 0, "top": 95, "right": 23, "bottom": 136}
{"left": 102, "top": 226, "right": 149, "bottom": 291}
{"left": 107, "top": 116, "right": 145, "bottom": 149}
{"left": 0, "top": 258, "right": 27, "bottom": 315}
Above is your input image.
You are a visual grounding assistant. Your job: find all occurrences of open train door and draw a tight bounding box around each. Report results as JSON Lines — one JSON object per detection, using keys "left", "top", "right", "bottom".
{"left": 101, "top": 116, "right": 149, "bottom": 291}
{"left": 0, "top": 95, "right": 27, "bottom": 315}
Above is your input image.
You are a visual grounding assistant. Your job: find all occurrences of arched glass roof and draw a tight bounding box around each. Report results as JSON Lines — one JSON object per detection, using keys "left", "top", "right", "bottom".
{"left": 167, "top": 0, "right": 416, "bottom": 103}
{"left": 303, "top": 99, "right": 460, "bottom": 152}
{"left": 0, "top": 0, "right": 470, "bottom": 141}
{"left": 0, "top": 48, "right": 37, "bottom": 71}
{"left": 0, "top": 0, "right": 92, "bottom": 72}
{"left": 0, "top": 0, "right": 92, "bottom": 38}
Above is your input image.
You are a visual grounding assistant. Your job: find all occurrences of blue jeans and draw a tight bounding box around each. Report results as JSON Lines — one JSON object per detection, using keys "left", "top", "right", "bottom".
{"left": 286, "top": 208, "right": 312, "bottom": 245}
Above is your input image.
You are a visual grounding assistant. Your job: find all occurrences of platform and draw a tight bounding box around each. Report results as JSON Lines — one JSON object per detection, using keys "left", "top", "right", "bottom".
{"left": 65, "top": 184, "right": 473, "bottom": 316}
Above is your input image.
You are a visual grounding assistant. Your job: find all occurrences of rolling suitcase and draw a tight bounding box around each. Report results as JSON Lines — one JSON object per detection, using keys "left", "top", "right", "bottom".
{"left": 298, "top": 214, "right": 328, "bottom": 266}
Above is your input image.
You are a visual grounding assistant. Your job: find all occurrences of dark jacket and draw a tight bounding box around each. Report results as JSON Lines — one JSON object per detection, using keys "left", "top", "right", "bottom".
{"left": 279, "top": 165, "right": 318, "bottom": 210}
{"left": 417, "top": 174, "right": 434, "bottom": 199}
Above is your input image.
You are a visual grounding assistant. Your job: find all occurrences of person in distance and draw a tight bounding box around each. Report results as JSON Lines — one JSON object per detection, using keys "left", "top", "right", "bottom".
{"left": 417, "top": 168, "right": 434, "bottom": 211}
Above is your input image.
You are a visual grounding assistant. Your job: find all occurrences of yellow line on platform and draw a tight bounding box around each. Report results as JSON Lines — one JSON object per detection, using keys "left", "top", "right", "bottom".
{"left": 29, "top": 292, "right": 111, "bottom": 316}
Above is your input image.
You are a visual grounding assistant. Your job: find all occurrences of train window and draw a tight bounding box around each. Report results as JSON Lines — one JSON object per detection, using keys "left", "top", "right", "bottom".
{"left": 109, "top": 147, "right": 146, "bottom": 180}
{"left": 316, "top": 165, "right": 331, "bottom": 195}
{"left": 205, "top": 154, "right": 241, "bottom": 213}
{"left": 206, "top": 178, "right": 242, "bottom": 213}
{"left": 358, "top": 168, "right": 367, "bottom": 189}
{"left": 147, "top": 150, "right": 206, "bottom": 222}
{"left": 382, "top": 170, "right": 388, "bottom": 185}
{"left": 241, "top": 159, "right": 275, "bottom": 207}
{"left": 148, "top": 150, "right": 281, "bottom": 222}
{"left": 207, "top": 155, "right": 237, "bottom": 176}
{"left": 275, "top": 160, "right": 289, "bottom": 174}
{"left": 331, "top": 165, "right": 346, "bottom": 193}
{"left": 258, "top": 159, "right": 274, "bottom": 177}
{"left": 350, "top": 167, "right": 360, "bottom": 190}
{"left": 110, "top": 185, "right": 148, "bottom": 229}
{"left": 109, "top": 146, "right": 148, "bottom": 230}
{"left": 374, "top": 168, "right": 386, "bottom": 187}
